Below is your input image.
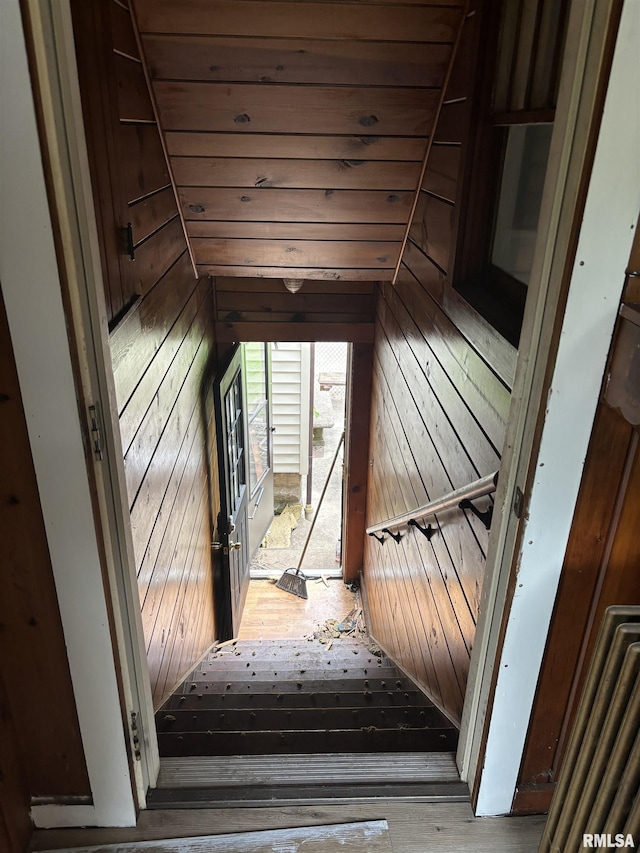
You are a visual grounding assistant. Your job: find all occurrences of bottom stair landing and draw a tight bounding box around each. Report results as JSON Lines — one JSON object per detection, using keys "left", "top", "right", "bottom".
{"left": 150, "top": 636, "right": 465, "bottom": 805}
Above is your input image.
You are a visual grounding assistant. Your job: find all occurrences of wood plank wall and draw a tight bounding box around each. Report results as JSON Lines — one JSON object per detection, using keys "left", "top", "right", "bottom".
{"left": 131, "top": 0, "right": 463, "bottom": 281}
{"left": 363, "top": 2, "right": 516, "bottom": 725}
{"left": 72, "top": 0, "right": 219, "bottom": 709}
{"left": 0, "top": 287, "right": 90, "bottom": 802}
{"left": 213, "top": 277, "right": 376, "bottom": 343}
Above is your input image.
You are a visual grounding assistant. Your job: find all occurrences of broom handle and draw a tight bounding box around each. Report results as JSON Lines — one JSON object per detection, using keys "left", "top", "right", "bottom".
{"left": 297, "top": 431, "right": 345, "bottom": 572}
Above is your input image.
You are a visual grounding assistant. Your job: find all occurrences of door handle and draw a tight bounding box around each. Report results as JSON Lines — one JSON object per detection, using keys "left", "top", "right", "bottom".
{"left": 228, "top": 541, "right": 242, "bottom": 551}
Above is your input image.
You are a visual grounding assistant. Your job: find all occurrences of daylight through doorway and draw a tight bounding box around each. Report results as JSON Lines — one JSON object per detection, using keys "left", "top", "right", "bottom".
{"left": 250, "top": 342, "right": 349, "bottom": 580}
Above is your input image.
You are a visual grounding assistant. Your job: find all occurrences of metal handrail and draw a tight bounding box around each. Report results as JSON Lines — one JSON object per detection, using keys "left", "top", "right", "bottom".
{"left": 366, "top": 471, "right": 499, "bottom": 536}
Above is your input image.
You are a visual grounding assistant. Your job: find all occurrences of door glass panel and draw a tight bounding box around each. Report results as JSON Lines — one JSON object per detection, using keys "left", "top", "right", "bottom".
{"left": 491, "top": 123, "right": 553, "bottom": 285}
{"left": 224, "top": 369, "right": 245, "bottom": 508}
{"left": 244, "top": 342, "right": 270, "bottom": 495}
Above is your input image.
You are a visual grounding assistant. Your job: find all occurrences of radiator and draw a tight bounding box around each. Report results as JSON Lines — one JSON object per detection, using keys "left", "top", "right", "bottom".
{"left": 539, "top": 606, "right": 640, "bottom": 852}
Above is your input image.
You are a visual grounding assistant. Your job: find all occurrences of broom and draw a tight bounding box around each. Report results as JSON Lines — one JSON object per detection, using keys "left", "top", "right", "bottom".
{"left": 276, "top": 431, "right": 345, "bottom": 599}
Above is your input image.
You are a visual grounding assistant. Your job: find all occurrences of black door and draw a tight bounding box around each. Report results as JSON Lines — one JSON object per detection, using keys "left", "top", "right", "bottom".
{"left": 214, "top": 345, "right": 250, "bottom": 640}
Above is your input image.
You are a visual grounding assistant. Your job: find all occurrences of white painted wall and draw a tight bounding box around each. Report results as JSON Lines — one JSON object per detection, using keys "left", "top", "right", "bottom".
{"left": 474, "top": 0, "right": 640, "bottom": 816}
{"left": 271, "top": 341, "right": 311, "bottom": 475}
{"left": 0, "top": 0, "right": 136, "bottom": 828}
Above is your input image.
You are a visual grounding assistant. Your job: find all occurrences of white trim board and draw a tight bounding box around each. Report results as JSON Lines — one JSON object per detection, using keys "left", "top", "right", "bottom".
{"left": 472, "top": 0, "right": 640, "bottom": 816}
{"left": 0, "top": 0, "right": 137, "bottom": 828}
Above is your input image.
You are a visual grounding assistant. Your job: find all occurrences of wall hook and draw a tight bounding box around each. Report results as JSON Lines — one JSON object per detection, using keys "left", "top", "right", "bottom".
{"left": 382, "top": 528, "right": 402, "bottom": 543}
{"left": 408, "top": 519, "right": 436, "bottom": 540}
{"left": 368, "top": 532, "right": 385, "bottom": 545}
{"left": 459, "top": 498, "right": 494, "bottom": 530}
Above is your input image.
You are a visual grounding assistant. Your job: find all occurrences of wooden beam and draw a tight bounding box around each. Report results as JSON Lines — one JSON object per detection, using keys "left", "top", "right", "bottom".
{"left": 214, "top": 321, "right": 375, "bottom": 343}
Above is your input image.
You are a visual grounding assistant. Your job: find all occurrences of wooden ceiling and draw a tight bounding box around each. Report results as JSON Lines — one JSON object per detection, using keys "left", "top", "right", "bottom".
{"left": 131, "top": 0, "right": 464, "bottom": 281}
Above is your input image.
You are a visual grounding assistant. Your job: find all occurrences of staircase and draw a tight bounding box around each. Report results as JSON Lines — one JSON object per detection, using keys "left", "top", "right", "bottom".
{"left": 156, "top": 637, "right": 457, "bottom": 756}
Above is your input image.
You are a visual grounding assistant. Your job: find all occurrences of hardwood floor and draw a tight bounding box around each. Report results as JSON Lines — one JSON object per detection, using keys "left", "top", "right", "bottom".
{"left": 237, "top": 578, "right": 359, "bottom": 640}
{"left": 32, "top": 802, "right": 546, "bottom": 852}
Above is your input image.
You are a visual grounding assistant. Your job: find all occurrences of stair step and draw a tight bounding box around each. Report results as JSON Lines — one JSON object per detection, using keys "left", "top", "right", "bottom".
{"left": 158, "top": 727, "right": 458, "bottom": 756}
{"left": 192, "top": 665, "right": 399, "bottom": 682}
{"left": 156, "top": 705, "right": 443, "bottom": 732}
{"left": 161, "top": 688, "right": 433, "bottom": 711}
{"left": 157, "top": 752, "right": 460, "bottom": 787}
{"left": 179, "top": 677, "right": 415, "bottom": 695}
{"left": 203, "top": 655, "right": 390, "bottom": 670}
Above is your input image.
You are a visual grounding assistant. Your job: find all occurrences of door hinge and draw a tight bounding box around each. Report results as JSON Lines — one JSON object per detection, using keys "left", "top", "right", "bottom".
{"left": 513, "top": 486, "right": 525, "bottom": 519}
{"left": 130, "top": 711, "right": 142, "bottom": 761}
{"left": 88, "top": 403, "right": 104, "bottom": 461}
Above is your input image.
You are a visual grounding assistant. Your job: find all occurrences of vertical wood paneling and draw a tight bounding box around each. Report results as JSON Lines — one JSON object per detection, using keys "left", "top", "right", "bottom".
{"left": 364, "top": 3, "right": 513, "bottom": 724}
{"left": 0, "top": 288, "right": 89, "bottom": 797}
{"left": 72, "top": 0, "right": 219, "bottom": 710}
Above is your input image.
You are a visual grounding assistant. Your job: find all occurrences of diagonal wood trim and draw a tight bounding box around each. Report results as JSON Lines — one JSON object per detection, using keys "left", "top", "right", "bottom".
{"left": 392, "top": 2, "right": 469, "bottom": 283}
{"left": 128, "top": 1, "right": 198, "bottom": 278}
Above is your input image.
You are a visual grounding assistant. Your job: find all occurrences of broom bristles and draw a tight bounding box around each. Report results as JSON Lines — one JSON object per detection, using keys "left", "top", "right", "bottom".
{"left": 275, "top": 568, "right": 308, "bottom": 599}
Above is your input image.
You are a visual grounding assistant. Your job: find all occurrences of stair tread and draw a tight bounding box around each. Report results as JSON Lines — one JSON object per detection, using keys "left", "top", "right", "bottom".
{"left": 162, "top": 689, "right": 433, "bottom": 710}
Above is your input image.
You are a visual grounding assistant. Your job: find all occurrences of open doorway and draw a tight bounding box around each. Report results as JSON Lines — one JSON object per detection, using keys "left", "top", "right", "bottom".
{"left": 251, "top": 341, "right": 349, "bottom": 581}
{"left": 237, "top": 341, "right": 356, "bottom": 639}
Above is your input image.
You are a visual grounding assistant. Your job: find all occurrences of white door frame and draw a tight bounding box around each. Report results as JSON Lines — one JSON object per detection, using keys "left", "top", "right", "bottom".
{"left": 458, "top": 0, "right": 640, "bottom": 814}
{"left": 1, "top": 0, "right": 159, "bottom": 826}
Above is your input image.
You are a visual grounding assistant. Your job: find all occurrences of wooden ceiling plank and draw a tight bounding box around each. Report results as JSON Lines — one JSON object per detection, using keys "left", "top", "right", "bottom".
{"left": 214, "top": 320, "right": 377, "bottom": 342}
{"left": 191, "top": 237, "right": 400, "bottom": 268}
{"left": 202, "top": 266, "right": 389, "bottom": 282}
{"left": 188, "top": 222, "right": 405, "bottom": 241}
{"left": 143, "top": 35, "right": 450, "bottom": 88}
{"left": 165, "top": 132, "right": 428, "bottom": 162}
{"left": 180, "top": 187, "right": 413, "bottom": 223}
{"left": 172, "top": 157, "right": 421, "bottom": 191}
{"left": 134, "top": 0, "right": 460, "bottom": 43}
{"left": 214, "top": 278, "right": 375, "bottom": 294}
{"left": 153, "top": 82, "right": 436, "bottom": 136}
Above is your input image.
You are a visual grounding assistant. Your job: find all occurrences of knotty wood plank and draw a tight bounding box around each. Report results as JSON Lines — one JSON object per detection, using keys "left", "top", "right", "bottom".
{"left": 129, "top": 186, "right": 177, "bottom": 246}
{"left": 392, "top": 269, "right": 509, "bottom": 452}
{"left": 402, "top": 241, "right": 517, "bottom": 389}
{"left": 373, "top": 319, "right": 491, "bottom": 610}
{"left": 192, "top": 238, "right": 399, "bottom": 269}
{"left": 153, "top": 82, "right": 436, "bottom": 136}
{"left": 117, "top": 123, "right": 171, "bottom": 203}
{"left": 129, "top": 216, "right": 188, "bottom": 297}
{"left": 181, "top": 188, "right": 413, "bottom": 223}
{"left": 144, "top": 35, "right": 451, "bottom": 88}
{"left": 130, "top": 333, "right": 211, "bottom": 570}
{"left": 214, "top": 321, "right": 375, "bottom": 343}
{"left": 216, "top": 290, "right": 374, "bottom": 317}
{"left": 149, "top": 485, "right": 210, "bottom": 706}
{"left": 409, "top": 191, "right": 454, "bottom": 273}
{"left": 134, "top": 0, "right": 460, "bottom": 42}
{"left": 206, "top": 267, "right": 389, "bottom": 282}
{"left": 165, "top": 132, "right": 427, "bottom": 162}
{"left": 369, "top": 360, "right": 470, "bottom": 716}
{"left": 421, "top": 144, "right": 461, "bottom": 203}
{"left": 114, "top": 52, "right": 154, "bottom": 123}
{"left": 123, "top": 292, "right": 211, "bottom": 503}
{"left": 215, "top": 277, "right": 375, "bottom": 295}
{"left": 0, "top": 291, "right": 90, "bottom": 797}
{"left": 191, "top": 222, "right": 405, "bottom": 242}
{"left": 173, "top": 157, "right": 421, "bottom": 191}
{"left": 110, "top": 251, "right": 197, "bottom": 413}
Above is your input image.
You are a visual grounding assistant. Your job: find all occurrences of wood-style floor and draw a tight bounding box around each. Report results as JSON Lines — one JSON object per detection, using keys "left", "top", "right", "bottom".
{"left": 32, "top": 802, "right": 546, "bottom": 852}
{"left": 237, "top": 578, "right": 359, "bottom": 640}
